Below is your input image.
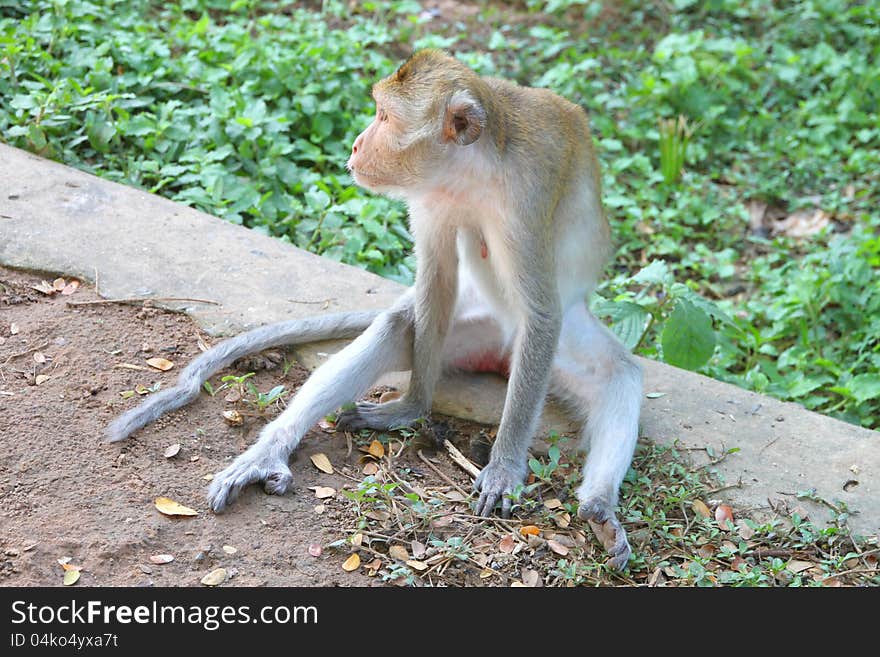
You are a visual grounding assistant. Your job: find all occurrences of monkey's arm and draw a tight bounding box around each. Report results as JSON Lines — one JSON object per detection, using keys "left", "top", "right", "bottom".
{"left": 106, "top": 310, "right": 379, "bottom": 442}
{"left": 474, "top": 235, "right": 562, "bottom": 517}
{"left": 335, "top": 221, "right": 458, "bottom": 431}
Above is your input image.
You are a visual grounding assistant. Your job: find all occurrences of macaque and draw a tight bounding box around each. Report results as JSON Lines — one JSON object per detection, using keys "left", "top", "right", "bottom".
{"left": 108, "top": 49, "right": 642, "bottom": 569}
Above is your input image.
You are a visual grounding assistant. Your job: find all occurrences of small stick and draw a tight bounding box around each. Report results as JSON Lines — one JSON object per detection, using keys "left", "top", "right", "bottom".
{"left": 67, "top": 296, "right": 219, "bottom": 307}
{"left": 417, "top": 449, "right": 470, "bottom": 497}
{"left": 442, "top": 438, "right": 481, "bottom": 479}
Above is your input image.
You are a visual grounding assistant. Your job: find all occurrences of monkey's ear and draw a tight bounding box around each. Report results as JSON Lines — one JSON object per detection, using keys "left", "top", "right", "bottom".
{"left": 443, "top": 92, "right": 486, "bottom": 146}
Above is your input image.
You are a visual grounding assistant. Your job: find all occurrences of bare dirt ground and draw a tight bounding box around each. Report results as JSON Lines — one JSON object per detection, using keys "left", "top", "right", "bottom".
{"left": 0, "top": 265, "right": 511, "bottom": 587}
{"left": 3, "top": 266, "right": 877, "bottom": 588}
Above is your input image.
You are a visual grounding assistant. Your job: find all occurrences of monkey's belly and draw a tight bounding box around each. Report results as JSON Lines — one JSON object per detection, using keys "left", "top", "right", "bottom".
{"left": 452, "top": 353, "right": 511, "bottom": 378}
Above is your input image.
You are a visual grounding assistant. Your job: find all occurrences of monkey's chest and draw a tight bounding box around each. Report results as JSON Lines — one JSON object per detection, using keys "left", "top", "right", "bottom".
{"left": 456, "top": 227, "right": 522, "bottom": 324}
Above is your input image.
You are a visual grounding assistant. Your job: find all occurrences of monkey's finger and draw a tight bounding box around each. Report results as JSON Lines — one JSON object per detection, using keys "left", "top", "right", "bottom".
{"left": 476, "top": 491, "right": 497, "bottom": 517}
{"left": 501, "top": 494, "right": 512, "bottom": 519}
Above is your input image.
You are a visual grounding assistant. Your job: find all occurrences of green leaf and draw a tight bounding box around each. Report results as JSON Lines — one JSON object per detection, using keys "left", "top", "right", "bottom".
{"left": 605, "top": 301, "right": 651, "bottom": 350}
{"left": 632, "top": 260, "right": 671, "bottom": 286}
{"left": 661, "top": 299, "right": 716, "bottom": 371}
{"left": 849, "top": 374, "right": 880, "bottom": 404}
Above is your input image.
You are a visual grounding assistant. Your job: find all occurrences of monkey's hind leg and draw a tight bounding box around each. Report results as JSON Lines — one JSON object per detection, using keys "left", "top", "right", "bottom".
{"left": 207, "top": 300, "right": 414, "bottom": 512}
{"left": 551, "top": 303, "right": 642, "bottom": 569}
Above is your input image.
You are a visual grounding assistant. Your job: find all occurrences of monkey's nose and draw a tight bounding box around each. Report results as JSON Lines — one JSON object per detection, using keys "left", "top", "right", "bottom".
{"left": 351, "top": 134, "right": 363, "bottom": 156}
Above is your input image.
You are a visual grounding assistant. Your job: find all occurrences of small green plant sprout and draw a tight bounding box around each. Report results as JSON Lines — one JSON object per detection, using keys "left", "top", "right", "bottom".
{"left": 658, "top": 115, "right": 695, "bottom": 185}
{"left": 218, "top": 371, "right": 256, "bottom": 398}
{"left": 244, "top": 383, "right": 287, "bottom": 412}
{"left": 529, "top": 445, "right": 562, "bottom": 483}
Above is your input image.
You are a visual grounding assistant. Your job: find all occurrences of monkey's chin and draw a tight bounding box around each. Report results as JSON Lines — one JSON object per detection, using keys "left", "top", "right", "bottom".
{"left": 351, "top": 170, "right": 392, "bottom": 193}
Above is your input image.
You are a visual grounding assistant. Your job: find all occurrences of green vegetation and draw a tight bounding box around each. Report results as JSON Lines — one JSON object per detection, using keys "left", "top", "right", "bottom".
{"left": 1, "top": 0, "right": 878, "bottom": 428}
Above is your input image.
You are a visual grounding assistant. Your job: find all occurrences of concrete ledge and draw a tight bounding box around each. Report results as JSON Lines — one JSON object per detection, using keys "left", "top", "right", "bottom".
{"left": 1, "top": 143, "right": 877, "bottom": 536}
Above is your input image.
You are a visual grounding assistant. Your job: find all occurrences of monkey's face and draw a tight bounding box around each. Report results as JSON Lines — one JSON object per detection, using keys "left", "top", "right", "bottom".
{"left": 347, "top": 51, "right": 487, "bottom": 199}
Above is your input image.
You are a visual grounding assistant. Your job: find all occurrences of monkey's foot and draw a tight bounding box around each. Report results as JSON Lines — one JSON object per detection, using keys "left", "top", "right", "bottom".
{"left": 207, "top": 448, "right": 293, "bottom": 512}
{"left": 473, "top": 459, "right": 527, "bottom": 518}
{"left": 335, "top": 400, "right": 424, "bottom": 432}
{"left": 577, "top": 501, "right": 631, "bottom": 570}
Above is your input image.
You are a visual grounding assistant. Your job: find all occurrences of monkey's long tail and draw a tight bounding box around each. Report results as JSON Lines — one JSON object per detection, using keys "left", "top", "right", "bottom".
{"left": 106, "top": 310, "right": 380, "bottom": 443}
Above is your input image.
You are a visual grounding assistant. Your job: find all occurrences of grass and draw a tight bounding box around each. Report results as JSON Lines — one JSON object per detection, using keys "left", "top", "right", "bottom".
{"left": 314, "top": 419, "right": 879, "bottom": 587}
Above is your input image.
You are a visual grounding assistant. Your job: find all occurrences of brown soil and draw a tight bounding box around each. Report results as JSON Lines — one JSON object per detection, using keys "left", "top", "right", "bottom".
{"left": 0, "top": 265, "right": 508, "bottom": 587}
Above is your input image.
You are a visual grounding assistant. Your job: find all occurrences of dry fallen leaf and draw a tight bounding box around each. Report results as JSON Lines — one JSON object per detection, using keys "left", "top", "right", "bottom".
{"left": 313, "top": 504, "right": 325, "bottom": 514}
{"left": 9, "top": 322, "right": 19, "bottom": 335}
{"left": 202, "top": 473, "right": 214, "bottom": 481}
{"left": 60, "top": 280, "right": 80, "bottom": 296}
{"left": 431, "top": 514, "right": 453, "bottom": 528}
{"left": 222, "top": 409, "right": 243, "bottom": 425}
{"left": 149, "top": 554, "right": 174, "bottom": 564}
{"left": 119, "top": 390, "right": 136, "bottom": 399}
{"left": 543, "top": 498, "right": 563, "bottom": 510}
{"left": 308, "top": 544, "right": 322, "bottom": 557}
{"left": 378, "top": 389, "right": 402, "bottom": 404}
{"left": 310, "top": 453, "right": 334, "bottom": 474}
{"left": 499, "top": 535, "right": 516, "bottom": 554}
{"left": 222, "top": 545, "right": 238, "bottom": 555}
{"left": 63, "top": 569, "right": 80, "bottom": 586}
{"left": 547, "top": 539, "right": 569, "bottom": 557}
{"left": 366, "top": 510, "right": 391, "bottom": 522}
{"left": 32, "top": 281, "right": 56, "bottom": 295}
{"left": 163, "top": 443, "right": 181, "bottom": 458}
{"left": 146, "top": 357, "right": 174, "bottom": 371}
{"left": 52, "top": 277, "right": 66, "bottom": 290}
{"left": 367, "top": 440, "right": 385, "bottom": 459}
{"left": 522, "top": 569, "right": 542, "bottom": 587}
{"left": 134, "top": 384, "right": 151, "bottom": 395}
{"left": 362, "top": 462, "right": 379, "bottom": 476}
{"left": 389, "top": 545, "right": 409, "bottom": 561}
{"left": 154, "top": 497, "right": 198, "bottom": 517}
{"left": 519, "top": 525, "right": 540, "bottom": 537}
{"left": 342, "top": 553, "right": 361, "bottom": 572}
{"left": 200, "top": 568, "right": 227, "bottom": 586}
{"left": 310, "top": 486, "right": 336, "bottom": 499}
{"left": 692, "top": 499, "right": 711, "bottom": 518}
{"left": 554, "top": 512, "right": 571, "bottom": 529}
{"left": 787, "top": 560, "right": 815, "bottom": 574}
{"left": 411, "top": 541, "right": 426, "bottom": 559}
{"left": 715, "top": 504, "right": 734, "bottom": 529}
{"left": 34, "top": 374, "right": 49, "bottom": 386}
{"left": 736, "top": 520, "right": 755, "bottom": 540}
{"left": 317, "top": 418, "right": 335, "bottom": 431}
{"left": 224, "top": 389, "right": 242, "bottom": 403}
{"left": 406, "top": 559, "right": 428, "bottom": 571}
{"left": 350, "top": 533, "right": 363, "bottom": 547}
{"left": 33, "top": 351, "right": 47, "bottom": 364}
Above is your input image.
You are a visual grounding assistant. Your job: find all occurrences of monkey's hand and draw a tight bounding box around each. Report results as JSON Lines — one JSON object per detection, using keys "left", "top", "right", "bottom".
{"left": 473, "top": 459, "right": 527, "bottom": 518}
{"left": 335, "top": 399, "right": 425, "bottom": 432}
{"left": 577, "top": 500, "right": 631, "bottom": 570}
{"left": 207, "top": 441, "right": 293, "bottom": 512}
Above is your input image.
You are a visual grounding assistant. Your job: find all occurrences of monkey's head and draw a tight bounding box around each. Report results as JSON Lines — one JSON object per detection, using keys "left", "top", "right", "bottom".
{"left": 347, "top": 49, "right": 488, "bottom": 197}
